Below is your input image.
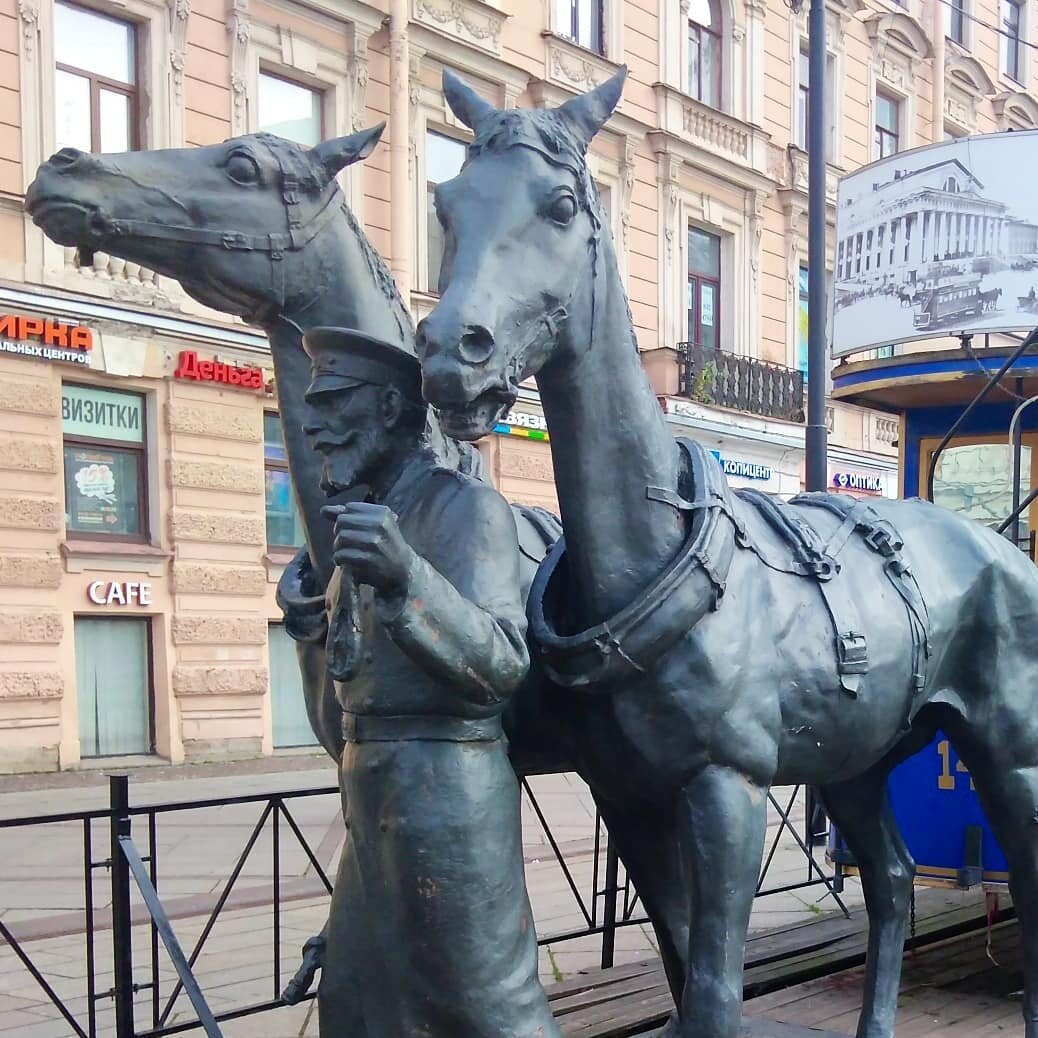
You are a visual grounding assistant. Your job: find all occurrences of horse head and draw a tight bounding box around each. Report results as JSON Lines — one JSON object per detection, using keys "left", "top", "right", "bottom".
{"left": 25, "top": 125, "right": 384, "bottom": 326}
{"left": 415, "top": 69, "right": 626, "bottom": 440}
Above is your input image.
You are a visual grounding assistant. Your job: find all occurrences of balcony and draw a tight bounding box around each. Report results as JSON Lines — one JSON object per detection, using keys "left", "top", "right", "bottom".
{"left": 676, "top": 342, "right": 805, "bottom": 423}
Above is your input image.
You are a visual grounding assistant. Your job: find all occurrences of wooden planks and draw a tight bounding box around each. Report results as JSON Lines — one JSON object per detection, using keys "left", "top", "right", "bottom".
{"left": 548, "top": 888, "right": 1012, "bottom": 1038}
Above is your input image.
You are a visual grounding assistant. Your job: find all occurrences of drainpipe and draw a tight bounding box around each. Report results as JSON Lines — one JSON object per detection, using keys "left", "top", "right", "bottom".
{"left": 932, "top": 0, "right": 946, "bottom": 142}
{"left": 389, "top": 0, "right": 410, "bottom": 297}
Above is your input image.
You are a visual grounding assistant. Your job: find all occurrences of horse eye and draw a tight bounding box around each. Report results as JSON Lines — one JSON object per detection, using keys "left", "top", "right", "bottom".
{"left": 548, "top": 194, "right": 577, "bottom": 226}
{"left": 226, "top": 153, "right": 260, "bottom": 185}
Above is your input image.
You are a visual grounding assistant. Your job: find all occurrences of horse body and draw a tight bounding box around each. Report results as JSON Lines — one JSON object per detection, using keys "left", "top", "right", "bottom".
{"left": 417, "top": 68, "right": 1038, "bottom": 1038}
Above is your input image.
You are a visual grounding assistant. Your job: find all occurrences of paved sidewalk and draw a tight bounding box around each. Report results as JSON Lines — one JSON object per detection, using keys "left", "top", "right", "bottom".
{"left": 0, "top": 757, "right": 861, "bottom": 1037}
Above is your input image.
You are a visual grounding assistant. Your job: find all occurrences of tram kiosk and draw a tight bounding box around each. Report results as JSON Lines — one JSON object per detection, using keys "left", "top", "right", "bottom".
{"left": 828, "top": 130, "right": 1038, "bottom": 890}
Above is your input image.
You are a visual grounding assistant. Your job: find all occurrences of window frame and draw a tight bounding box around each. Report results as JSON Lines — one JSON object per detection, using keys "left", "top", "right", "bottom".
{"left": 1001, "top": 0, "right": 1024, "bottom": 83}
{"left": 687, "top": 227, "right": 722, "bottom": 350}
{"left": 946, "top": 0, "right": 967, "bottom": 47}
{"left": 263, "top": 411, "right": 304, "bottom": 551}
{"left": 557, "top": 0, "right": 606, "bottom": 55}
{"left": 688, "top": 0, "right": 722, "bottom": 109}
{"left": 256, "top": 67, "right": 326, "bottom": 146}
{"left": 54, "top": 1, "right": 141, "bottom": 153}
{"left": 62, "top": 385, "right": 149, "bottom": 544}
{"left": 874, "top": 90, "right": 901, "bottom": 159}
{"left": 424, "top": 127, "right": 469, "bottom": 297}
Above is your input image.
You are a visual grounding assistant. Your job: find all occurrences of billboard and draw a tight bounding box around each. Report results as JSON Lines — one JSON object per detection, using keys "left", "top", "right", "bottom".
{"left": 832, "top": 129, "right": 1038, "bottom": 359}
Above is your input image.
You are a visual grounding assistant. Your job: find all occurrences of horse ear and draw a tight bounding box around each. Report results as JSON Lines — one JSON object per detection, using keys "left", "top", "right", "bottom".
{"left": 442, "top": 70, "right": 496, "bottom": 131}
{"left": 310, "top": 122, "right": 385, "bottom": 176}
{"left": 556, "top": 66, "right": 627, "bottom": 148}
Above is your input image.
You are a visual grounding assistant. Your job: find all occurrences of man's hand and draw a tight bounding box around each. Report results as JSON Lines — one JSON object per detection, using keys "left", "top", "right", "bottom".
{"left": 322, "top": 503, "right": 414, "bottom": 597}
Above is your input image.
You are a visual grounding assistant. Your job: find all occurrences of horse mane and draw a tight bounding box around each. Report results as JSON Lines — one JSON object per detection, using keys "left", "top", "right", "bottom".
{"left": 257, "top": 132, "right": 415, "bottom": 348}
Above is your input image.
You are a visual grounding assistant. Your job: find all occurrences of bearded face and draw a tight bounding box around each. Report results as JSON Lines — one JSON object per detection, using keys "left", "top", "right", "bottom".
{"left": 303, "top": 384, "right": 391, "bottom": 496}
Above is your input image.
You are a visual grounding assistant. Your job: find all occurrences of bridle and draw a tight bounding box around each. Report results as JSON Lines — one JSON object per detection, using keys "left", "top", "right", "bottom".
{"left": 97, "top": 135, "right": 345, "bottom": 309}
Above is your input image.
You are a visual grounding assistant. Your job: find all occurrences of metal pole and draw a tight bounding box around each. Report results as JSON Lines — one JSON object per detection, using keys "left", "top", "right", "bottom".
{"left": 110, "top": 775, "right": 134, "bottom": 1038}
{"left": 805, "top": 0, "right": 829, "bottom": 494}
{"left": 600, "top": 834, "right": 620, "bottom": 970}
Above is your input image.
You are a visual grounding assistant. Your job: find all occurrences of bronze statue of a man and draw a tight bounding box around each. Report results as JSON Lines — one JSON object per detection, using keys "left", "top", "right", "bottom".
{"left": 300, "top": 326, "right": 561, "bottom": 1037}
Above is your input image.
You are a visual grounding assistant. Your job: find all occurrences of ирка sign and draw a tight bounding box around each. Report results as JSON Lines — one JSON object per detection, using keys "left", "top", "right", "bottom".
{"left": 174, "top": 350, "right": 265, "bottom": 390}
{"left": 0, "top": 313, "right": 94, "bottom": 366}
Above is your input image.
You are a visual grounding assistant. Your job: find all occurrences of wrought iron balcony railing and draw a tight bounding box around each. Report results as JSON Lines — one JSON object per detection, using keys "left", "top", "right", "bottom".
{"left": 676, "top": 342, "right": 806, "bottom": 423}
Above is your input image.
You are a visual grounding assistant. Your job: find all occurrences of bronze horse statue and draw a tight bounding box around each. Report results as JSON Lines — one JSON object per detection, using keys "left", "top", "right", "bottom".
{"left": 417, "top": 68, "right": 1038, "bottom": 1038}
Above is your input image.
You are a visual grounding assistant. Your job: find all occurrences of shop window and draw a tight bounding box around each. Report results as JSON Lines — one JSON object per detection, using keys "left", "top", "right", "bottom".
{"left": 933, "top": 442, "right": 1032, "bottom": 548}
{"left": 874, "top": 91, "right": 901, "bottom": 158}
{"left": 687, "top": 227, "right": 721, "bottom": 350}
{"left": 257, "top": 71, "right": 324, "bottom": 146}
{"left": 688, "top": 0, "right": 722, "bottom": 109}
{"left": 264, "top": 413, "right": 305, "bottom": 549}
{"left": 54, "top": 2, "right": 138, "bottom": 153}
{"left": 62, "top": 384, "right": 146, "bottom": 541}
{"left": 426, "top": 130, "right": 467, "bottom": 293}
{"left": 75, "top": 617, "right": 152, "bottom": 757}
{"left": 946, "top": 0, "right": 967, "bottom": 46}
{"left": 797, "top": 266, "right": 809, "bottom": 374}
{"left": 1001, "top": 0, "right": 1023, "bottom": 82}
{"left": 269, "top": 623, "right": 318, "bottom": 748}
{"left": 554, "top": 0, "right": 605, "bottom": 54}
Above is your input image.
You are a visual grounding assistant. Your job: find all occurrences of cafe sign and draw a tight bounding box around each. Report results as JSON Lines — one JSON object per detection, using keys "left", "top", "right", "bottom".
{"left": 0, "top": 313, "right": 94, "bottom": 366}
{"left": 87, "top": 580, "right": 152, "bottom": 606}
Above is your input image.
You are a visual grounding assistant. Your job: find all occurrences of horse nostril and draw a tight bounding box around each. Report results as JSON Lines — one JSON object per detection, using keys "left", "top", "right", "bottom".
{"left": 459, "top": 324, "right": 495, "bottom": 365}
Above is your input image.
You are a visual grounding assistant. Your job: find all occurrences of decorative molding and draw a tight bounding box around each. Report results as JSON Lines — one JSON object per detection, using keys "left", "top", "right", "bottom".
{"left": 412, "top": 0, "right": 504, "bottom": 56}
{"left": 682, "top": 102, "right": 749, "bottom": 159}
{"left": 863, "top": 10, "right": 932, "bottom": 64}
{"left": 544, "top": 34, "right": 622, "bottom": 94}
{"left": 991, "top": 90, "right": 1038, "bottom": 130}
{"left": 350, "top": 27, "right": 370, "bottom": 131}
{"left": 747, "top": 189, "right": 766, "bottom": 293}
{"left": 17, "top": 0, "right": 38, "bottom": 58}
{"left": 228, "top": 0, "right": 251, "bottom": 137}
{"left": 618, "top": 135, "right": 637, "bottom": 257}
{"left": 168, "top": 0, "right": 190, "bottom": 108}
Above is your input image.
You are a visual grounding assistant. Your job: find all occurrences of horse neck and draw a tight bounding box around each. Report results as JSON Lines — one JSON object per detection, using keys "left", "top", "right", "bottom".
{"left": 260, "top": 209, "right": 416, "bottom": 588}
{"left": 536, "top": 237, "right": 687, "bottom": 627}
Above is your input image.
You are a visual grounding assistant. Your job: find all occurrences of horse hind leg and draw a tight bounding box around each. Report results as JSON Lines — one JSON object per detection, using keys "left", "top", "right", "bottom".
{"left": 949, "top": 731, "right": 1038, "bottom": 1038}
{"left": 820, "top": 763, "right": 916, "bottom": 1038}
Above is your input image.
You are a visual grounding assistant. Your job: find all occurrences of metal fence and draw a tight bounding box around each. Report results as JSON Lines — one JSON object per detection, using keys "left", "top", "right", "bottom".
{"left": 0, "top": 775, "right": 842, "bottom": 1038}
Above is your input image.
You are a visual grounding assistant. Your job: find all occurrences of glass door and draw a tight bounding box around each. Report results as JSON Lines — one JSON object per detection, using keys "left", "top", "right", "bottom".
{"left": 269, "top": 624, "right": 317, "bottom": 748}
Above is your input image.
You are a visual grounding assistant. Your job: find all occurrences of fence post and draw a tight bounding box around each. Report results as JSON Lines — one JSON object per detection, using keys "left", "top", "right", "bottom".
{"left": 110, "top": 774, "right": 135, "bottom": 1038}
{"left": 600, "top": 834, "right": 620, "bottom": 970}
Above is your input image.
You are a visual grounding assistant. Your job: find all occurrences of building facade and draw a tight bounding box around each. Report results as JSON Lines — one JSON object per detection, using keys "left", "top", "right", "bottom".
{"left": 2, "top": 0, "right": 1026, "bottom": 771}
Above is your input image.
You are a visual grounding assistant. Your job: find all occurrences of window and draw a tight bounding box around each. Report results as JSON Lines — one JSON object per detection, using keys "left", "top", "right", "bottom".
{"left": 688, "top": 0, "right": 722, "bottom": 109}
{"left": 555, "top": 0, "right": 605, "bottom": 54}
{"left": 1002, "top": 0, "right": 1023, "bottom": 82}
{"left": 875, "top": 92, "right": 900, "bottom": 158}
{"left": 62, "top": 385, "right": 146, "bottom": 541}
{"left": 264, "top": 413, "right": 305, "bottom": 548}
{"left": 269, "top": 624, "right": 318, "bottom": 748}
{"left": 687, "top": 228, "right": 721, "bottom": 349}
{"left": 75, "top": 617, "right": 153, "bottom": 757}
{"left": 54, "top": 2, "right": 137, "bottom": 153}
{"left": 797, "top": 46, "right": 836, "bottom": 155}
{"left": 426, "top": 130, "right": 467, "bottom": 293}
{"left": 946, "top": 0, "right": 966, "bottom": 46}
{"left": 797, "top": 266, "right": 809, "bottom": 374}
{"left": 257, "top": 72, "right": 323, "bottom": 146}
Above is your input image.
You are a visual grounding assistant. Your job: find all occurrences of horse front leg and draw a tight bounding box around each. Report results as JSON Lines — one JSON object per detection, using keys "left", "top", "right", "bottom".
{"left": 676, "top": 765, "right": 767, "bottom": 1038}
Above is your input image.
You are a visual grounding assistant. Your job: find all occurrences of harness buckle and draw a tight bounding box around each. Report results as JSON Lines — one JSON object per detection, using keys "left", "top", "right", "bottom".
{"left": 221, "top": 232, "right": 251, "bottom": 251}
{"left": 863, "top": 521, "right": 903, "bottom": 557}
{"left": 837, "top": 631, "right": 868, "bottom": 674}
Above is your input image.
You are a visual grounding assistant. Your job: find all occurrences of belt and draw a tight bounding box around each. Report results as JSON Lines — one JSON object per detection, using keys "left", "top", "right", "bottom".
{"left": 340, "top": 711, "right": 503, "bottom": 743}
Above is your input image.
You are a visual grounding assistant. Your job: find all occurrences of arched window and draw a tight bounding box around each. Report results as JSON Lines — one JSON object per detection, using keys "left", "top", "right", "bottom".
{"left": 944, "top": 176, "right": 958, "bottom": 192}
{"left": 688, "top": 0, "right": 722, "bottom": 109}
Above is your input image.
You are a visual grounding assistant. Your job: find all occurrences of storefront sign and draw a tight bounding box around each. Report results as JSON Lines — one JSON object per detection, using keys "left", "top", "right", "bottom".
{"left": 174, "top": 350, "right": 264, "bottom": 389}
{"left": 87, "top": 580, "right": 152, "bottom": 606}
{"left": 831, "top": 471, "right": 883, "bottom": 494}
{"left": 0, "top": 313, "right": 94, "bottom": 365}
{"left": 494, "top": 410, "right": 550, "bottom": 441}
{"left": 710, "top": 450, "right": 772, "bottom": 481}
{"left": 62, "top": 385, "right": 144, "bottom": 444}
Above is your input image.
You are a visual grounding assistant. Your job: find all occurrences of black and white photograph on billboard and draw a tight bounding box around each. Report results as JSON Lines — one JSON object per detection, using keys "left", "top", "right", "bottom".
{"left": 832, "top": 129, "right": 1038, "bottom": 359}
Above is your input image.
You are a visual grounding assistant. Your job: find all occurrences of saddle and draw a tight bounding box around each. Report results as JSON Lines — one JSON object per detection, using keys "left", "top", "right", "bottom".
{"left": 527, "top": 439, "right": 931, "bottom": 695}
